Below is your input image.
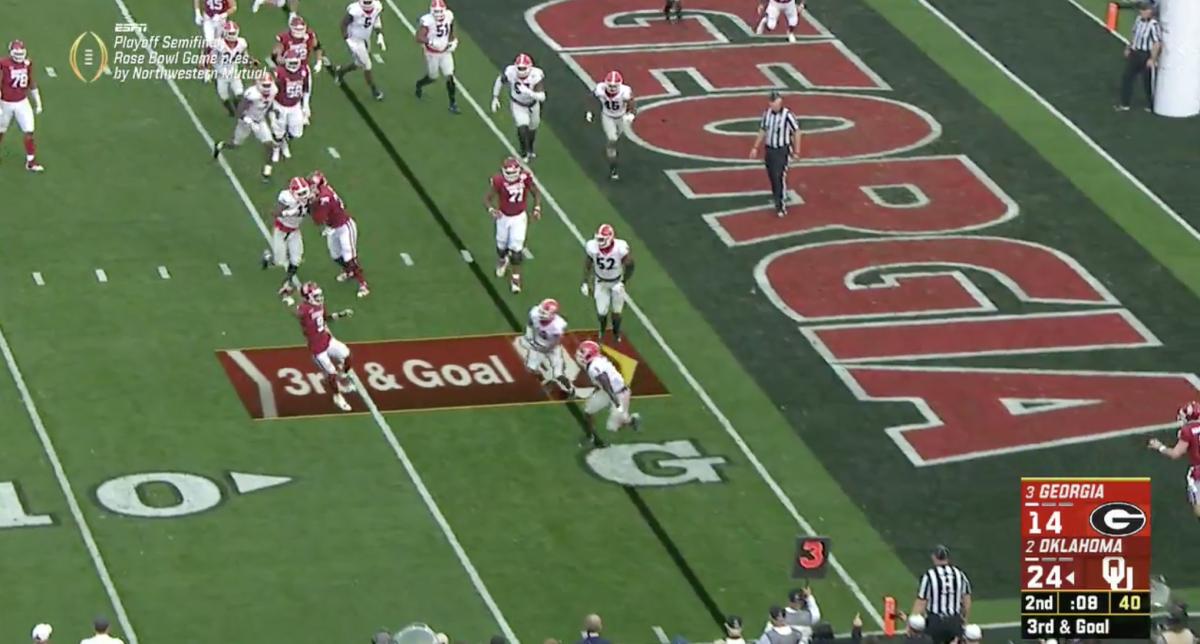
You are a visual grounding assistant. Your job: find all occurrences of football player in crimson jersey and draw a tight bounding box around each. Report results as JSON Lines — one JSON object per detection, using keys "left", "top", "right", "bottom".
{"left": 1148, "top": 401, "right": 1200, "bottom": 518}
{"left": 413, "top": 0, "right": 459, "bottom": 114}
{"left": 291, "top": 281, "right": 356, "bottom": 412}
{"left": 271, "top": 50, "right": 311, "bottom": 163}
{"left": 271, "top": 15, "right": 327, "bottom": 74}
{"left": 485, "top": 157, "right": 541, "bottom": 293}
{"left": 0, "top": 40, "right": 43, "bottom": 172}
{"left": 334, "top": 0, "right": 386, "bottom": 101}
{"left": 309, "top": 170, "right": 369, "bottom": 298}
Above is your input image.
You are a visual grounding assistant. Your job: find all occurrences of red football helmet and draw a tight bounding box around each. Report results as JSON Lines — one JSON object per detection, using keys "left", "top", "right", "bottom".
{"left": 575, "top": 340, "right": 601, "bottom": 366}
{"left": 289, "top": 14, "right": 307, "bottom": 39}
{"left": 8, "top": 40, "right": 26, "bottom": 63}
{"left": 595, "top": 223, "right": 615, "bottom": 248}
{"left": 223, "top": 21, "right": 241, "bottom": 41}
{"left": 1179, "top": 401, "right": 1200, "bottom": 422}
{"left": 603, "top": 70, "right": 623, "bottom": 95}
{"left": 514, "top": 53, "right": 533, "bottom": 79}
{"left": 289, "top": 175, "right": 313, "bottom": 202}
{"left": 309, "top": 170, "right": 327, "bottom": 188}
{"left": 536, "top": 298, "right": 559, "bottom": 323}
{"left": 501, "top": 157, "right": 522, "bottom": 182}
{"left": 431, "top": 0, "right": 447, "bottom": 21}
{"left": 283, "top": 49, "right": 303, "bottom": 72}
{"left": 301, "top": 281, "right": 324, "bottom": 305}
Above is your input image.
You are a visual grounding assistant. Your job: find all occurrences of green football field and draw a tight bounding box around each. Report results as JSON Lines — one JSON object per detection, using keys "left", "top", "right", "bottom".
{"left": 4, "top": 0, "right": 1200, "bottom": 641}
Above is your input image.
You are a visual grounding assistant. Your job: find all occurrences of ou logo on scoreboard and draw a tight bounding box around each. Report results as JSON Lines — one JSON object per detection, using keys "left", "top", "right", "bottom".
{"left": 1089, "top": 502, "right": 1147, "bottom": 537}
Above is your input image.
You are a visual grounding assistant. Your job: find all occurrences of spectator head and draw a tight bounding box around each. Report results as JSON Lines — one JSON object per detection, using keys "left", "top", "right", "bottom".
{"left": 31, "top": 623, "right": 52, "bottom": 643}
{"left": 490, "top": 637, "right": 508, "bottom": 644}
{"left": 769, "top": 605, "right": 787, "bottom": 627}
{"left": 962, "top": 624, "right": 982, "bottom": 642}
{"left": 724, "top": 615, "right": 743, "bottom": 638}
{"left": 93, "top": 617, "right": 110, "bottom": 634}
{"left": 1137, "top": 1, "right": 1155, "bottom": 16}
{"left": 787, "top": 589, "right": 807, "bottom": 609}
{"left": 908, "top": 614, "right": 926, "bottom": 633}
{"left": 811, "top": 623, "right": 835, "bottom": 641}
{"left": 931, "top": 545, "right": 950, "bottom": 565}
{"left": 583, "top": 614, "right": 603, "bottom": 634}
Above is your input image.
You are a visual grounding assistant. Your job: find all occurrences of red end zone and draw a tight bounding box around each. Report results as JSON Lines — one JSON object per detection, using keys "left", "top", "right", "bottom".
{"left": 216, "top": 331, "right": 669, "bottom": 419}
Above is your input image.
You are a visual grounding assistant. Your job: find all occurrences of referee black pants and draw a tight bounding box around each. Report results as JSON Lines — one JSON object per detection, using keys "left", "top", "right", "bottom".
{"left": 765, "top": 146, "right": 789, "bottom": 214}
{"left": 1119, "top": 50, "right": 1154, "bottom": 108}
{"left": 926, "top": 614, "right": 963, "bottom": 644}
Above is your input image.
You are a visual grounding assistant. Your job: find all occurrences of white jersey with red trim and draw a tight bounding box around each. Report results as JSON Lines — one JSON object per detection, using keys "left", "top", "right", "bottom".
{"left": 418, "top": 11, "right": 455, "bottom": 52}
{"left": 241, "top": 84, "right": 276, "bottom": 121}
{"left": 503, "top": 65, "right": 545, "bottom": 105}
{"left": 526, "top": 307, "right": 566, "bottom": 352}
{"left": 592, "top": 83, "right": 633, "bottom": 118}
{"left": 275, "top": 189, "right": 307, "bottom": 231}
{"left": 346, "top": 2, "right": 383, "bottom": 40}
{"left": 585, "top": 238, "right": 630, "bottom": 281}
{"left": 211, "top": 37, "right": 248, "bottom": 78}
{"left": 585, "top": 355, "right": 626, "bottom": 393}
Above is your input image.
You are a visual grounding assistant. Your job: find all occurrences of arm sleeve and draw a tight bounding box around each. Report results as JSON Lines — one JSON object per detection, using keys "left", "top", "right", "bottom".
{"left": 917, "top": 572, "right": 930, "bottom": 600}
{"left": 492, "top": 74, "right": 505, "bottom": 98}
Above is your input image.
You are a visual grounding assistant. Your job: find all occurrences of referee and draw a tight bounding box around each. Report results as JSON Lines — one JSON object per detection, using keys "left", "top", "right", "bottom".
{"left": 911, "top": 545, "right": 971, "bottom": 644}
{"left": 749, "top": 91, "right": 800, "bottom": 218}
{"left": 1116, "top": 1, "right": 1161, "bottom": 112}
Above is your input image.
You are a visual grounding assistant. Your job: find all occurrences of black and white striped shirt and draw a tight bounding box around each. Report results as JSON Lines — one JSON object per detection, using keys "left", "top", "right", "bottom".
{"left": 760, "top": 107, "right": 799, "bottom": 149}
{"left": 918, "top": 564, "right": 971, "bottom": 616}
{"left": 1131, "top": 15, "right": 1162, "bottom": 52}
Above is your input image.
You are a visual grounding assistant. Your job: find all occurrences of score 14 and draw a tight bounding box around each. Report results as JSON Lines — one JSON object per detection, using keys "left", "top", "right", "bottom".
{"left": 1027, "top": 509, "right": 1063, "bottom": 535}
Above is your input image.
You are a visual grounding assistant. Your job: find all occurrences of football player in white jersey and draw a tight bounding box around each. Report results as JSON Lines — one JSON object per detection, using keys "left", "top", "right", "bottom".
{"left": 585, "top": 71, "right": 636, "bottom": 181}
{"left": 580, "top": 224, "right": 635, "bottom": 344}
{"left": 210, "top": 21, "right": 251, "bottom": 117}
{"left": 213, "top": 71, "right": 280, "bottom": 182}
{"left": 251, "top": 0, "right": 298, "bottom": 17}
{"left": 521, "top": 298, "right": 574, "bottom": 396}
{"left": 576, "top": 340, "right": 642, "bottom": 436}
{"left": 756, "top": 0, "right": 803, "bottom": 42}
{"left": 491, "top": 53, "right": 546, "bottom": 163}
{"left": 263, "top": 175, "right": 313, "bottom": 304}
{"left": 334, "top": 0, "right": 386, "bottom": 101}
{"left": 413, "top": 0, "right": 459, "bottom": 114}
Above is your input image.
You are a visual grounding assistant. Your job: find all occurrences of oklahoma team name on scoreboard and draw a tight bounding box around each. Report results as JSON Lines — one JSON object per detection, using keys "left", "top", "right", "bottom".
{"left": 1020, "top": 478, "right": 1151, "bottom": 640}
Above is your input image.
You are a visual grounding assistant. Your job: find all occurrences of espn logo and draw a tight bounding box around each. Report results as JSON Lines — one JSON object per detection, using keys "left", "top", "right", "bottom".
{"left": 113, "top": 23, "right": 147, "bottom": 33}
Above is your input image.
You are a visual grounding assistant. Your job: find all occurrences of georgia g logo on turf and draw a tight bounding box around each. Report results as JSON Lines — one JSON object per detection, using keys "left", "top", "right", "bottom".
{"left": 1088, "top": 502, "right": 1147, "bottom": 537}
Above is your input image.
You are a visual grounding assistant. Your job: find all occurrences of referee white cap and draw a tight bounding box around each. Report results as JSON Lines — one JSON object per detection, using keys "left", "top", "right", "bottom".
{"left": 907, "top": 615, "right": 926, "bottom": 632}
{"left": 32, "top": 623, "right": 52, "bottom": 642}
{"left": 963, "top": 624, "right": 982, "bottom": 641}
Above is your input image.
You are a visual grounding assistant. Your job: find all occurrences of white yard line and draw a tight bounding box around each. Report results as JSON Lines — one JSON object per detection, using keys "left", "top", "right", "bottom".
{"left": 0, "top": 325, "right": 140, "bottom": 644}
{"left": 400, "top": 252, "right": 414, "bottom": 266}
{"left": 917, "top": 0, "right": 1195, "bottom": 244}
{"left": 218, "top": 262, "right": 233, "bottom": 276}
{"left": 327, "top": 146, "right": 342, "bottom": 159}
{"left": 106, "top": 0, "right": 517, "bottom": 640}
{"left": 157, "top": 265, "right": 171, "bottom": 280}
{"left": 95, "top": 268, "right": 108, "bottom": 283}
{"left": 383, "top": 0, "right": 884, "bottom": 627}
{"left": 31, "top": 272, "right": 44, "bottom": 286}
{"left": 44, "top": 66, "right": 57, "bottom": 78}
{"left": 651, "top": 626, "right": 670, "bottom": 644}
{"left": 460, "top": 249, "right": 474, "bottom": 263}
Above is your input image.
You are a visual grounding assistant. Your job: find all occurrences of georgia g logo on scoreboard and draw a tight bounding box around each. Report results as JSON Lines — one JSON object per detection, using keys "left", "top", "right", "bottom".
{"left": 1089, "top": 502, "right": 1147, "bottom": 537}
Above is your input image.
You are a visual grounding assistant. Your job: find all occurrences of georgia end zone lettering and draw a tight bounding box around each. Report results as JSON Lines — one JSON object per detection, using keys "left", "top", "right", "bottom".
{"left": 528, "top": 0, "right": 1199, "bottom": 464}
{"left": 216, "top": 332, "right": 668, "bottom": 419}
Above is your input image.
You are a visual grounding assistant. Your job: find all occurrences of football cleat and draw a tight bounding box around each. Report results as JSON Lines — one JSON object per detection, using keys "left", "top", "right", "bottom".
{"left": 595, "top": 223, "right": 615, "bottom": 248}
{"left": 1179, "top": 401, "right": 1200, "bottom": 422}
{"left": 575, "top": 339, "right": 601, "bottom": 366}
{"left": 495, "top": 256, "right": 509, "bottom": 277}
{"left": 9, "top": 40, "right": 27, "bottom": 64}
{"left": 603, "top": 70, "right": 623, "bottom": 95}
{"left": 332, "top": 393, "right": 352, "bottom": 411}
{"left": 510, "top": 275, "right": 522, "bottom": 294}
{"left": 357, "top": 285, "right": 370, "bottom": 298}
{"left": 514, "top": 53, "right": 533, "bottom": 79}
{"left": 261, "top": 249, "right": 273, "bottom": 270}
{"left": 501, "top": 156, "right": 522, "bottom": 182}
{"left": 336, "top": 271, "right": 352, "bottom": 282}
{"left": 25, "top": 160, "right": 44, "bottom": 173}
{"left": 629, "top": 413, "right": 642, "bottom": 431}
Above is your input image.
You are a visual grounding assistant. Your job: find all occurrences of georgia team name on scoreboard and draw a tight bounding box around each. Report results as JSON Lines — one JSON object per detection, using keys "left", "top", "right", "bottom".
{"left": 1020, "top": 478, "right": 1151, "bottom": 640}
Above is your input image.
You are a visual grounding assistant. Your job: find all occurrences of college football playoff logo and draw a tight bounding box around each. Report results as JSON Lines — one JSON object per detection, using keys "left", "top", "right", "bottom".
{"left": 1088, "top": 502, "right": 1147, "bottom": 537}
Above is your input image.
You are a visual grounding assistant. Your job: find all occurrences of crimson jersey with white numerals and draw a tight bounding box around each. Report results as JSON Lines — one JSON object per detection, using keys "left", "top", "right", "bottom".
{"left": 273, "top": 64, "right": 310, "bottom": 108}
{"left": 0, "top": 57, "right": 33, "bottom": 102}
{"left": 202, "top": 0, "right": 233, "bottom": 17}
{"left": 491, "top": 172, "right": 534, "bottom": 216}
{"left": 312, "top": 184, "right": 352, "bottom": 228}
{"left": 277, "top": 30, "right": 319, "bottom": 64}
{"left": 297, "top": 301, "right": 332, "bottom": 354}
{"left": 1179, "top": 421, "right": 1200, "bottom": 478}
